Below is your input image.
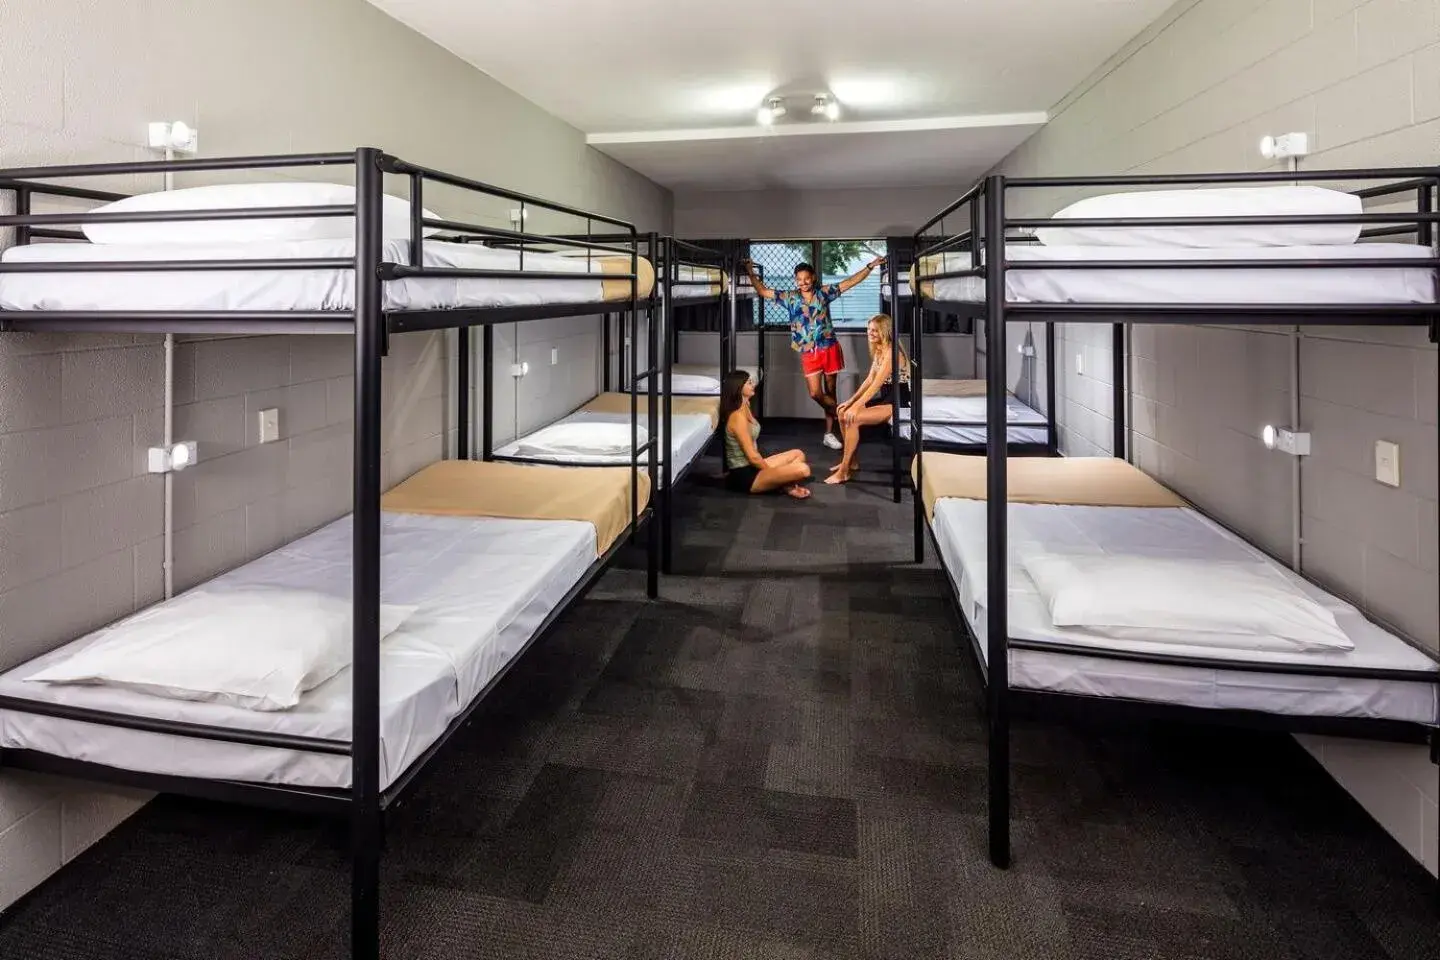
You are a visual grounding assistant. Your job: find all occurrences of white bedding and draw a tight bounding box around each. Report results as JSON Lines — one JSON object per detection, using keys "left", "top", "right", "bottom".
{"left": 0, "top": 238, "right": 647, "bottom": 313}
{"left": 0, "top": 512, "right": 597, "bottom": 789}
{"left": 897, "top": 393, "right": 1049, "bottom": 446}
{"left": 919, "top": 243, "right": 1437, "bottom": 305}
{"left": 929, "top": 498, "right": 1438, "bottom": 723}
{"left": 493, "top": 410, "right": 713, "bottom": 479}
{"left": 670, "top": 364, "right": 763, "bottom": 394}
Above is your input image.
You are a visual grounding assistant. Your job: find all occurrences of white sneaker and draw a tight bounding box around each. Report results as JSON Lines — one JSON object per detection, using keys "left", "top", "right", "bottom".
{"left": 822, "top": 433, "right": 842, "bottom": 450}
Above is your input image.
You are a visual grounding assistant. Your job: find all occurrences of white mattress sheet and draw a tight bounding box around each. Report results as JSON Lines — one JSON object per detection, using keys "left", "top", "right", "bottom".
{"left": 920, "top": 243, "right": 1437, "bottom": 305}
{"left": 0, "top": 238, "right": 647, "bottom": 312}
{"left": 0, "top": 512, "right": 597, "bottom": 789}
{"left": 929, "top": 498, "right": 1438, "bottom": 722}
{"left": 898, "top": 421, "right": 1050, "bottom": 446}
{"left": 493, "top": 410, "right": 713, "bottom": 480}
{"left": 897, "top": 394, "right": 1048, "bottom": 445}
{"left": 670, "top": 364, "right": 763, "bottom": 394}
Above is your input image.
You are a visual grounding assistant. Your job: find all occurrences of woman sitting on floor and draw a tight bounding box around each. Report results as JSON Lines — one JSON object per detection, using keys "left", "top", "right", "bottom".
{"left": 826, "top": 313, "right": 910, "bottom": 485}
{"left": 719, "top": 370, "right": 812, "bottom": 499}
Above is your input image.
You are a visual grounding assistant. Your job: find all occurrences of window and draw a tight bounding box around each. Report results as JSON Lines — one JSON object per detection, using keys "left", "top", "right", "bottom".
{"left": 748, "top": 238, "right": 888, "bottom": 330}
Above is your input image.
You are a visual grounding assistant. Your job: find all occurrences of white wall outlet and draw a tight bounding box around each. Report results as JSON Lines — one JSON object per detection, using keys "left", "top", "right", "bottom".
{"left": 509, "top": 208, "right": 528, "bottom": 227}
{"left": 257, "top": 407, "right": 280, "bottom": 444}
{"left": 510, "top": 361, "right": 529, "bottom": 378}
{"left": 1018, "top": 343, "right": 1035, "bottom": 357}
{"left": 551, "top": 347, "right": 559, "bottom": 365}
{"left": 1075, "top": 353, "right": 1084, "bottom": 375}
{"left": 1375, "top": 440, "right": 1401, "bottom": 487}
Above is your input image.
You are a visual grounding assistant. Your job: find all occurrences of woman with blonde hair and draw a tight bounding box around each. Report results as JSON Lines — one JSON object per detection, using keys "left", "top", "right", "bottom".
{"left": 825, "top": 314, "right": 910, "bottom": 485}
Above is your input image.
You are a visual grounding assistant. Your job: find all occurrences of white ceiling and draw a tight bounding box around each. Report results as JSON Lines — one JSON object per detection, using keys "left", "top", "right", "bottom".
{"left": 368, "top": 0, "right": 1173, "bottom": 191}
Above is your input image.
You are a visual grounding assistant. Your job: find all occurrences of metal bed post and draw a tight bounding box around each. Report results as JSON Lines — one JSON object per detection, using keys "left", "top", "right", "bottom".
{"left": 480, "top": 326, "right": 494, "bottom": 461}
{"left": 983, "top": 175, "right": 1011, "bottom": 870}
{"left": 646, "top": 233, "right": 660, "bottom": 597}
{"left": 890, "top": 262, "right": 902, "bottom": 503}
{"left": 456, "top": 328, "right": 470, "bottom": 460}
{"left": 350, "top": 146, "right": 384, "bottom": 960}
{"left": 911, "top": 258, "right": 925, "bottom": 563}
{"left": 1112, "top": 322, "right": 1127, "bottom": 459}
{"left": 662, "top": 237, "right": 676, "bottom": 575}
{"left": 1045, "top": 322, "right": 1058, "bottom": 456}
{"left": 13, "top": 184, "right": 31, "bottom": 248}
{"left": 602, "top": 313, "right": 612, "bottom": 393}
{"left": 756, "top": 262, "right": 767, "bottom": 418}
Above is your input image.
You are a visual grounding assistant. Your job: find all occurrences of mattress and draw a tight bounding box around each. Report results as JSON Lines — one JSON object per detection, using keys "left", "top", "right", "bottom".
{"left": 0, "top": 238, "right": 656, "bottom": 312}
{"left": 929, "top": 498, "right": 1438, "bottom": 723}
{"left": 493, "top": 410, "right": 713, "bottom": 481}
{"left": 0, "top": 512, "right": 597, "bottom": 789}
{"left": 584, "top": 392, "right": 721, "bottom": 430}
{"left": 670, "top": 364, "right": 764, "bottom": 394}
{"left": 897, "top": 390, "right": 1049, "bottom": 447}
{"left": 381, "top": 459, "right": 648, "bottom": 556}
{"left": 913, "top": 243, "right": 1437, "bottom": 304}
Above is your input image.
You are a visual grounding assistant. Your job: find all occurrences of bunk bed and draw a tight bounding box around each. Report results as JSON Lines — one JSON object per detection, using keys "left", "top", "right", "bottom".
{"left": 908, "top": 167, "right": 1440, "bottom": 889}
{"left": 0, "top": 149, "right": 661, "bottom": 960}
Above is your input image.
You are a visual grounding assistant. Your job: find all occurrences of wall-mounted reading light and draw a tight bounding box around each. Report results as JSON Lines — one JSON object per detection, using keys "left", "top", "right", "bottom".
{"left": 811, "top": 94, "right": 840, "bottom": 121}
{"left": 147, "top": 120, "right": 199, "bottom": 155}
{"left": 1261, "top": 424, "right": 1310, "bottom": 456}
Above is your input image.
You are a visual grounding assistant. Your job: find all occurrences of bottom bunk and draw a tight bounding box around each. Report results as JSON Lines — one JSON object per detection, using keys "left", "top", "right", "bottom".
{"left": 916, "top": 453, "right": 1440, "bottom": 727}
{"left": 0, "top": 460, "right": 651, "bottom": 794}
{"left": 494, "top": 392, "right": 717, "bottom": 480}
{"left": 898, "top": 378, "right": 1051, "bottom": 451}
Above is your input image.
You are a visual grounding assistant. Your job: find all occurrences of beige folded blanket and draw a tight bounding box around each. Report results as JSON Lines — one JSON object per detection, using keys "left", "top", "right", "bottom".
{"left": 381, "top": 459, "right": 650, "bottom": 555}
{"left": 923, "top": 379, "right": 991, "bottom": 398}
{"left": 582, "top": 392, "right": 720, "bottom": 430}
{"left": 913, "top": 453, "right": 1187, "bottom": 519}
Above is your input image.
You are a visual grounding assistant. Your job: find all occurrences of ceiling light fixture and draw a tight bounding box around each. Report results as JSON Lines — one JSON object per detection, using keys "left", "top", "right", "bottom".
{"left": 757, "top": 96, "right": 786, "bottom": 125}
{"left": 811, "top": 93, "right": 840, "bottom": 121}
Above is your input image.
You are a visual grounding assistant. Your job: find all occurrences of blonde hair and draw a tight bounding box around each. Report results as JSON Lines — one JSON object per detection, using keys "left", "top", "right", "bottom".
{"left": 867, "top": 313, "right": 907, "bottom": 368}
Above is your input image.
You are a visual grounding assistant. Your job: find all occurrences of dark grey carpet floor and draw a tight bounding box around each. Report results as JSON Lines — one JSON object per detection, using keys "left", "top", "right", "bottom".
{"left": 1, "top": 422, "right": 1436, "bottom": 960}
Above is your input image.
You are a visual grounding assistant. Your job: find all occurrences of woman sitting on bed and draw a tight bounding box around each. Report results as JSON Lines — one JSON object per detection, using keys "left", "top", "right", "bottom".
{"left": 719, "top": 370, "right": 812, "bottom": 499}
{"left": 826, "top": 314, "right": 910, "bottom": 485}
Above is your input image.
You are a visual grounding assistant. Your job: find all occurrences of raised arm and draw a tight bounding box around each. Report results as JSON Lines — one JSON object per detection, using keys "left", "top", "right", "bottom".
{"left": 739, "top": 259, "right": 776, "bottom": 300}
{"left": 727, "top": 411, "right": 768, "bottom": 468}
{"left": 836, "top": 255, "right": 886, "bottom": 295}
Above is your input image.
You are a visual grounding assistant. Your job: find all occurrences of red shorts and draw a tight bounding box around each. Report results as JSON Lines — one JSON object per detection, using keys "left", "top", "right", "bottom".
{"left": 800, "top": 342, "right": 844, "bottom": 377}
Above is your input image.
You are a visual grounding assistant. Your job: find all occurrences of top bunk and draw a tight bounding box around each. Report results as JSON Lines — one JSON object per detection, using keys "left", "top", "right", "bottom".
{"left": 909, "top": 165, "right": 1440, "bottom": 335}
{"left": 0, "top": 148, "right": 658, "bottom": 337}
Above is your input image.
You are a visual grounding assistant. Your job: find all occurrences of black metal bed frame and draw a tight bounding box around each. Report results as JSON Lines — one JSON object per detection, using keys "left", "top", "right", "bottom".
{"left": 881, "top": 251, "right": 1061, "bottom": 504}
{"left": 0, "top": 147, "right": 663, "bottom": 959}
{"left": 907, "top": 165, "right": 1440, "bottom": 888}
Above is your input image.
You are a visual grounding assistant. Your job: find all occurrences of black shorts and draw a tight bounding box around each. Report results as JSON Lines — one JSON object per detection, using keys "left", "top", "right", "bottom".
{"left": 866, "top": 382, "right": 912, "bottom": 408}
{"left": 724, "top": 465, "right": 759, "bottom": 493}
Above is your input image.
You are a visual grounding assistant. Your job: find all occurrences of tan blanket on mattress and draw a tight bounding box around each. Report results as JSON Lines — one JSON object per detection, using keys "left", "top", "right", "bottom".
{"left": 582, "top": 392, "right": 720, "bottom": 430}
{"left": 381, "top": 460, "right": 650, "bottom": 555}
{"left": 912, "top": 453, "right": 1187, "bottom": 519}
{"left": 586, "top": 254, "right": 657, "bottom": 302}
{"left": 923, "top": 378, "right": 989, "bottom": 398}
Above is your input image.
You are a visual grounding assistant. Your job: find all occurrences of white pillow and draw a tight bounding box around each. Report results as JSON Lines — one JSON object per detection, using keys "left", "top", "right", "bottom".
{"left": 26, "top": 586, "right": 417, "bottom": 711}
{"left": 1034, "top": 185, "right": 1362, "bottom": 248}
{"left": 81, "top": 182, "right": 441, "bottom": 245}
{"left": 1019, "top": 552, "right": 1354, "bottom": 653}
{"left": 516, "top": 421, "right": 645, "bottom": 458}
{"left": 670, "top": 373, "right": 721, "bottom": 394}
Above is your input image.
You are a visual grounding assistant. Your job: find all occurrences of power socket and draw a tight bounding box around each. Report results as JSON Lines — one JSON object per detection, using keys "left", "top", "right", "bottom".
{"left": 257, "top": 407, "right": 280, "bottom": 444}
{"left": 1375, "top": 440, "right": 1401, "bottom": 487}
{"left": 1075, "top": 353, "right": 1084, "bottom": 376}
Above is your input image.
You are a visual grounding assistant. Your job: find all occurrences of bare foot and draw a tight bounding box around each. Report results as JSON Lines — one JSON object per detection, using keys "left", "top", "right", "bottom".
{"left": 823, "top": 469, "right": 852, "bottom": 485}
{"left": 785, "top": 484, "right": 811, "bottom": 500}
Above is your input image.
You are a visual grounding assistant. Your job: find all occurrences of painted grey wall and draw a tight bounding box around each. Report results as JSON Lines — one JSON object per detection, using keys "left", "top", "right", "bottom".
{"left": 0, "top": 0, "right": 668, "bottom": 909}
{"left": 989, "top": 0, "right": 1438, "bottom": 875}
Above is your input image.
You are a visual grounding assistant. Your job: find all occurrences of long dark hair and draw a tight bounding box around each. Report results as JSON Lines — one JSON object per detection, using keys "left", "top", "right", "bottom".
{"left": 717, "top": 369, "right": 752, "bottom": 427}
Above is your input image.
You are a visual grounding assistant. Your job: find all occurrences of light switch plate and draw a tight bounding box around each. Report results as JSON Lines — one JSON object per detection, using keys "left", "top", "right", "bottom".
{"left": 1375, "top": 440, "right": 1400, "bottom": 487}
{"left": 257, "top": 408, "right": 280, "bottom": 444}
{"left": 1075, "top": 353, "right": 1084, "bottom": 376}
{"left": 551, "top": 348, "right": 559, "bottom": 365}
